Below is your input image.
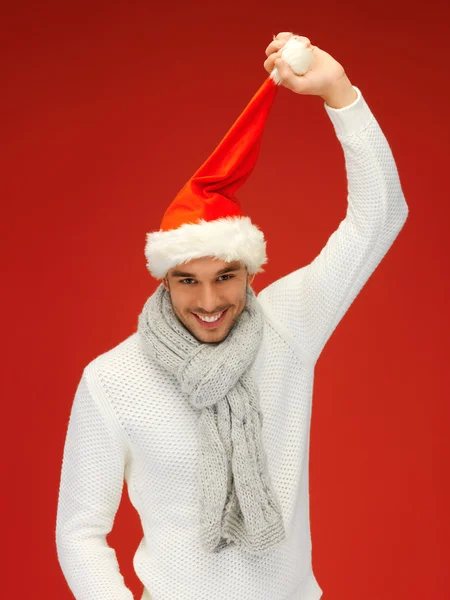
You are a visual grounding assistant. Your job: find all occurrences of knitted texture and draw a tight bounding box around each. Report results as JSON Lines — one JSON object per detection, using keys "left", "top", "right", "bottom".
{"left": 55, "top": 87, "right": 409, "bottom": 600}
{"left": 137, "top": 283, "right": 286, "bottom": 555}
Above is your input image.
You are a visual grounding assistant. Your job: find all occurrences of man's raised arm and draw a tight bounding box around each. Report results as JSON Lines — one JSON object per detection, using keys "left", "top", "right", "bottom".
{"left": 257, "top": 33, "right": 409, "bottom": 365}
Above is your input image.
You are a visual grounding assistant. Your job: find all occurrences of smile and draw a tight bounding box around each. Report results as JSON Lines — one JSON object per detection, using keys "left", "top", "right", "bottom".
{"left": 192, "top": 309, "right": 228, "bottom": 328}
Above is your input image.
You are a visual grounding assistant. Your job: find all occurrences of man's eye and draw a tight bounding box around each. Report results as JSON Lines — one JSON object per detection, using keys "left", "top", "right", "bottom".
{"left": 180, "top": 275, "right": 233, "bottom": 285}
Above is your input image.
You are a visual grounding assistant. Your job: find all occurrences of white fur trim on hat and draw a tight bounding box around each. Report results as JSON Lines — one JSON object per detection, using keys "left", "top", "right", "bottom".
{"left": 145, "top": 216, "right": 267, "bottom": 280}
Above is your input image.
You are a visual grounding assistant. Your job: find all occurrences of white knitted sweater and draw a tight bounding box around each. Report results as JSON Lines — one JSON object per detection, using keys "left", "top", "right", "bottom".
{"left": 55, "top": 86, "right": 409, "bottom": 600}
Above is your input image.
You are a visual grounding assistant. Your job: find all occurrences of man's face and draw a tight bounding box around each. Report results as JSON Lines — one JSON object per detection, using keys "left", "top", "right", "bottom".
{"left": 162, "top": 257, "right": 256, "bottom": 344}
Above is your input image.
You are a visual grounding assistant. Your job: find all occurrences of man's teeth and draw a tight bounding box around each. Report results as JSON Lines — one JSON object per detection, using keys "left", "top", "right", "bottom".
{"left": 197, "top": 311, "right": 224, "bottom": 323}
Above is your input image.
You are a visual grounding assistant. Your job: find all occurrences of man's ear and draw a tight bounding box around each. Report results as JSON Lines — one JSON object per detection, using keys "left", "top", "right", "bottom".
{"left": 248, "top": 272, "right": 256, "bottom": 285}
{"left": 162, "top": 276, "right": 169, "bottom": 291}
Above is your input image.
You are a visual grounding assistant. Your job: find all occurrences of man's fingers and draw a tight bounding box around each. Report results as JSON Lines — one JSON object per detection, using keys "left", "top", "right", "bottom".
{"left": 263, "top": 32, "right": 314, "bottom": 78}
{"left": 294, "top": 36, "right": 311, "bottom": 46}
{"left": 274, "top": 59, "right": 298, "bottom": 90}
{"left": 274, "top": 31, "right": 292, "bottom": 41}
{"left": 263, "top": 50, "right": 282, "bottom": 74}
{"left": 264, "top": 32, "right": 293, "bottom": 58}
{"left": 265, "top": 33, "right": 312, "bottom": 59}
{"left": 264, "top": 39, "right": 284, "bottom": 58}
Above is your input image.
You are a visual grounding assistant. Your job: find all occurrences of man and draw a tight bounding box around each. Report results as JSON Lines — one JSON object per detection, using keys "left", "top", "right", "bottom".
{"left": 55, "top": 32, "right": 409, "bottom": 600}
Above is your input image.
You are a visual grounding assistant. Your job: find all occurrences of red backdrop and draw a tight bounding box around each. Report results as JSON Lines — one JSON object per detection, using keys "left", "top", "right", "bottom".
{"left": 3, "top": 0, "right": 450, "bottom": 598}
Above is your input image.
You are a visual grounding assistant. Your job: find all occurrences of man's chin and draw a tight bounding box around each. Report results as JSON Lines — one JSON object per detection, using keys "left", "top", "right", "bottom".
{"left": 187, "top": 319, "right": 235, "bottom": 344}
{"left": 191, "top": 325, "right": 231, "bottom": 344}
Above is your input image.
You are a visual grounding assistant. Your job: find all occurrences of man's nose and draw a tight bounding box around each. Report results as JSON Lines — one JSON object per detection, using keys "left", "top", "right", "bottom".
{"left": 196, "top": 286, "right": 222, "bottom": 314}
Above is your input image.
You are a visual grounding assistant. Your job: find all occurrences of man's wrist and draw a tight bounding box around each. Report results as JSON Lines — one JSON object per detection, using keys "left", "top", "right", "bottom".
{"left": 320, "top": 76, "right": 358, "bottom": 109}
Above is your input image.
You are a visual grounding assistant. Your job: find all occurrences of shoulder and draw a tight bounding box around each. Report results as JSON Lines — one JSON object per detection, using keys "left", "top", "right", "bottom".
{"left": 85, "top": 332, "right": 143, "bottom": 375}
{"left": 256, "top": 275, "right": 315, "bottom": 370}
{"left": 82, "top": 332, "right": 155, "bottom": 401}
{"left": 79, "top": 332, "right": 158, "bottom": 447}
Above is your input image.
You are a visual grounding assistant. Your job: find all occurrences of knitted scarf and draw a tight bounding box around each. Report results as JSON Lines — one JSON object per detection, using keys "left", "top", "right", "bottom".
{"left": 137, "top": 283, "right": 286, "bottom": 555}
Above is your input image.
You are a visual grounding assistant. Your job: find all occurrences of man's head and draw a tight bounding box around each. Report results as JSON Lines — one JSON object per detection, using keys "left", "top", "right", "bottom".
{"left": 162, "top": 257, "right": 256, "bottom": 344}
{"left": 144, "top": 81, "right": 274, "bottom": 290}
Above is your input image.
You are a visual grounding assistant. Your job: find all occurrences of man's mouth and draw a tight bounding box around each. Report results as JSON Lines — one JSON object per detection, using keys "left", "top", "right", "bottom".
{"left": 192, "top": 308, "right": 228, "bottom": 328}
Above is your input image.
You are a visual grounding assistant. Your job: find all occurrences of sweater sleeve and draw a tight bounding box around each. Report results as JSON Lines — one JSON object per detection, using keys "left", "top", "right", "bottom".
{"left": 257, "top": 86, "right": 409, "bottom": 366}
{"left": 55, "top": 366, "right": 134, "bottom": 599}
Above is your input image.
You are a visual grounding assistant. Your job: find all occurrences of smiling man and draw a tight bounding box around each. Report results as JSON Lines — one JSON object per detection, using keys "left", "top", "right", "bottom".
{"left": 56, "top": 32, "right": 409, "bottom": 600}
{"left": 163, "top": 258, "right": 255, "bottom": 343}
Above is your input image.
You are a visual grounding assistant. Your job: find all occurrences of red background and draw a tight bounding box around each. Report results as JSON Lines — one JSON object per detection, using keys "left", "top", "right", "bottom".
{"left": 3, "top": 0, "right": 450, "bottom": 598}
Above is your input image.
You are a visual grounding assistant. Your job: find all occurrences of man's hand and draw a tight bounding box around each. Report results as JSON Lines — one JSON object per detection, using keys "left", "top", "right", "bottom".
{"left": 264, "top": 32, "right": 358, "bottom": 107}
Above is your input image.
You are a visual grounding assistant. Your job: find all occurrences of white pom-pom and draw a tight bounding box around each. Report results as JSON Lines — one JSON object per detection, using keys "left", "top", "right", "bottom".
{"left": 270, "top": 34, "right": 314, "bottom": 85}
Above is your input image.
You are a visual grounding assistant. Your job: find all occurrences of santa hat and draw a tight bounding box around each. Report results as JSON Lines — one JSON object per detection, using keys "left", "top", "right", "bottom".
{"left": 144, "top": 73, "right": 279, "bottom": 280}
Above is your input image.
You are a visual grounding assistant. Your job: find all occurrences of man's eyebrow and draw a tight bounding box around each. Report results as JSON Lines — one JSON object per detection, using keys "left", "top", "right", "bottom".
{"left": 170, "top": 264, "right": 242, "bottom": 278}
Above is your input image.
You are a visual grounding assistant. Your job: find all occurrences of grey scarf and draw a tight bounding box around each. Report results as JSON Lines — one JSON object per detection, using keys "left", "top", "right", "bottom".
{"left": 137, "top": 283, "right": 286, "bottom": 555}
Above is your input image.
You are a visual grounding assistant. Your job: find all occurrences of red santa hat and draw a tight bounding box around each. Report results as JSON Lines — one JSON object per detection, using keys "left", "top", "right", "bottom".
{"left": 144, "top": 74, "right": 279, "bottom": 280}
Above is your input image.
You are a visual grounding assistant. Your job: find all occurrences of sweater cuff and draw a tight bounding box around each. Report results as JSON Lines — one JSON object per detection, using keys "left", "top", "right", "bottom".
{"left": 323, "top": 86, "right": 373, "bottom": 137}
